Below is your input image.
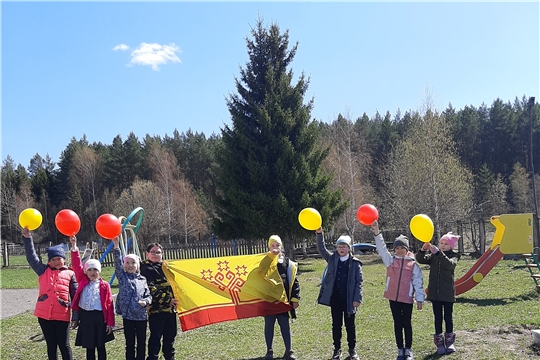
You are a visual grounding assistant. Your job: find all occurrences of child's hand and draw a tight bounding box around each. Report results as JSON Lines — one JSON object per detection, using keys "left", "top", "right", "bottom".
{"left": 170, "top": 299, "right": 179, "bottom": 308}
{"left": 352, "top": 301, "right": 360, "bottom": 308}
{"left": 69, "top": 236, "right": 77, "bottom": 245}
{"left": 70, "top": 320, "right": 79, "bottom": 329}
{"left": 371, "top": 220, "right": 379, "bottom": 235}
{"left": 22, "top": 227, "right": 31, "bottom": 239}
{"left": 292, "top": 302, "right": 300, "bottom": 309}
{"left": 112, "top": 237, "right": 119, "bottom": 248}
{"left": 138, "top": 300, "right": 146, "bottom": 307}
{"left": 417, "top": 302, "right": 423, "bottom": 310}
{"left": 315, "top": 227, "right": 322, "bottom": 234}
{"left": 106, "top": 326, "right": 113, "bottom": 335}
{"left": 421, "top": 242, "right": 431, "bottom": 251}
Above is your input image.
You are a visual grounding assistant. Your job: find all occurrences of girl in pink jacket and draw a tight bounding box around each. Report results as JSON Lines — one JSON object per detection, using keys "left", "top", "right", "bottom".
{"left": 371, "top": 220, "right": 424, "bottom": 360}
{"left": 70, "top": 237, "right": 115, "bottom": 360}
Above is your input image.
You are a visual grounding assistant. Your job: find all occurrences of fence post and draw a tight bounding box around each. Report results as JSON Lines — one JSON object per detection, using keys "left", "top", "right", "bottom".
{"left": 211, "top": 234, "right": 216, "bottom": 258}
{"left": 457, "top": 221, "right": 464, "bottom": 254}
{"left": 2, "top": 241, "right": 9, "bottom": 267}
{"left": 478, "top": 219, "right": 486, "bottom": 255}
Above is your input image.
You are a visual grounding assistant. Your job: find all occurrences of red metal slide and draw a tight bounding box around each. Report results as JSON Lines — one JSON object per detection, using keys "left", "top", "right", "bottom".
{"left": 455, "top": 245, "right": 504, "bottom": 295}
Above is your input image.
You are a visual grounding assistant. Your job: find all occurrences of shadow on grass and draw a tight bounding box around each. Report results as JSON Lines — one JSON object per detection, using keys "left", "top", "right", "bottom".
{"left": 457, "top": 289, "right": 539, "bottom": 306}
{"left": 29, "top": 333, "right": 44, "bottom": 342}
{"left": 420, "top": 353, "right": 446, "bottom": 360}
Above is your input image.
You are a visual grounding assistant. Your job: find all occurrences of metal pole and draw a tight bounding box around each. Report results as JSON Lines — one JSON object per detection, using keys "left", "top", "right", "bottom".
{"left": 528, "top": 97, "right": 539, "bottom": 254}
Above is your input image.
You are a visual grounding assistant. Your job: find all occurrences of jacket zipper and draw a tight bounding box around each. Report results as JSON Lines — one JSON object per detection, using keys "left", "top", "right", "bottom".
{"left": 395, "top": 257, "right": 404, "bottom": 302}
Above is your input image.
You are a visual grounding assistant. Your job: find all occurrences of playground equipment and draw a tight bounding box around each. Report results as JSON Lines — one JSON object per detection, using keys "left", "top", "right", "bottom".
{"left": 455, "top": 213, "right": 535, "bottom": 295}
{"left": 97, "top": 207, "right": 144, "bottom": 285}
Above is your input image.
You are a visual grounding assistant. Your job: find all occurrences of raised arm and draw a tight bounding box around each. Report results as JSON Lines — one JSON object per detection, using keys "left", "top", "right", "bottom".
{"left": 22, "top": 228, "right": 47, "bottom": 276}
{"left": 69, "top": 237, "right": 85, "bottom": 282}
{"left": 112, "top": 237, "right": 125, "bottom": 280}
{"left": 315, "top": 227, "right": 332, "bottom": 262}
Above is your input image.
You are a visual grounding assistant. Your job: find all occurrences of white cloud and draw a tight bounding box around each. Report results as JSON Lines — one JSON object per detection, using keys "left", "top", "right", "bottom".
{"left": 113, "top": 44, "right": 129, "bottom": 51}
{"left": 128, "top": 42, "right": 181, "bottom": 71}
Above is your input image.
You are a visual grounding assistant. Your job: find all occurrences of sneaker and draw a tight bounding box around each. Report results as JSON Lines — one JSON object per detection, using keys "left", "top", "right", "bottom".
{"left": 404, "top": 348, "right": 413, "bottom": 360}
{"left": 283, "top": 349, "right": 297, "bottom": 360}
{"left": 331, "top": 348, "right": 342, "bottom": 360}
{"left": 396, "top": 348, "right": 405, "bottom": 360}
{"left": 264, "top": 349, "right": 273, "bottom": 360}
{"left": 348, "top": 349, "right": 359, "bottom": 360}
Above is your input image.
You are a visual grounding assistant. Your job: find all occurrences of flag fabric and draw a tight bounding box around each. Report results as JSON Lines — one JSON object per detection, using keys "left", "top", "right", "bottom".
{"left": 162, "top": 252, "right": 292, "bottom": 331}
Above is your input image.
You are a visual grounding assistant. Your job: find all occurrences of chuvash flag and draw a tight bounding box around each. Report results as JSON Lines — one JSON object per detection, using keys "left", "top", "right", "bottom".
{"left": 162, "top": 251, "right": 293, "bottom": 331}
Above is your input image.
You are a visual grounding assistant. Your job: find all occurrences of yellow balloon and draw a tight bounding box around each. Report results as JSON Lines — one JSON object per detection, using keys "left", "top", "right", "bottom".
{"left": 19, "top": 208, "right": 43, "bottom": 231}
{"left": 298, "top": 208, "right": 322, "bottom": 231}
{"left": 409, "top": 214, "right": 434, "bottom": 242}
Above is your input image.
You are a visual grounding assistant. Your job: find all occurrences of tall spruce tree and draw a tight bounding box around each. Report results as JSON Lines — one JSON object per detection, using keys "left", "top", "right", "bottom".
{"left": 213, "top": 19, "right": 346, "bottom": 254}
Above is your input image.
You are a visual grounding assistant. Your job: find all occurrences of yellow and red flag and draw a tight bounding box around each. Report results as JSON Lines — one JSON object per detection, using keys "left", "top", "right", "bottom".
{"left": 162, "top": 252, "right": 292, "bottom": 331}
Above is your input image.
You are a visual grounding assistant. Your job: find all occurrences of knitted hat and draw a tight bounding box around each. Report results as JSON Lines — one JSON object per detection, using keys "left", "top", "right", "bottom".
{"left": 440, "top": 232, "right": 460, "bottom": 249}
{"left": 124, "top": 254, "right": 140, "bottom": 271}
{"left": 393, "top": 235, "right": 409, "bottom": 250}
{"left": 268, "top": 235, "right": 282, "bottom": 248}
{"left": 336, "top": 235, "right": 352, "bottom": 247}
{"left": 46, "top": 245, "right": 66, "bottom": 262}
{"left": 84, "top": 259, "right": 102, "bottom": 273}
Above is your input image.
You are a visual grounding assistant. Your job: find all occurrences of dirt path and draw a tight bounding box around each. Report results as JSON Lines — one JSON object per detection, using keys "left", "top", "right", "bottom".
{"left": 0, "top": 288, "right": 38, "bottom": 320}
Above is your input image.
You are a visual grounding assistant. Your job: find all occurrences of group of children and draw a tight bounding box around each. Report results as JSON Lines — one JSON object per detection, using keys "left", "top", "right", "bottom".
{"left": 23, "top": 228, "right": 177, "bottom": 360}
{"left": 23, "top": 217, "right": 460, "bottom": 360}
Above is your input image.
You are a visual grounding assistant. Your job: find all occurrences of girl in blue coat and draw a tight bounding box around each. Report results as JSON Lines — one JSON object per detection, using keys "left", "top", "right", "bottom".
{"left": 316, "top": 227, "right": 362, "bottom": 360}
{"left": 112, "top": 237, "right": 152, "bottom": 360}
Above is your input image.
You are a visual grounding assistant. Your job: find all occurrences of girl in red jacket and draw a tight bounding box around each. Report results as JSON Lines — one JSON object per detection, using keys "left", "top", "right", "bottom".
{"left": 70, "top": 237, "right": 115, "bottom": 360}
{"left": 23, "top": 227, "right": 78, "bottom": 360}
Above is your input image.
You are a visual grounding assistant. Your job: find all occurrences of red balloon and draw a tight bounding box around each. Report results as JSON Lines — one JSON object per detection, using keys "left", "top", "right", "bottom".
{"left": 95, "top": 214, "right": 121, "bottom": 240}
{"left": 356, "top": 204, "right": 379, "bottom": 226}
{"left": 55, "top": 209, "right": 81, "bottom": 236}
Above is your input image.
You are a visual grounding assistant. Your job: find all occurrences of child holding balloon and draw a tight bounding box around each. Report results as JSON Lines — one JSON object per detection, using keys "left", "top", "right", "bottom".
{"left": 22, "top": 227, "right": 78, "bottom": 360}
{"left": 370, "top": 220, "right": 424, "bottom": 360}
{"left": 111, "top": 237, "right": 152, "bottom": 360}
{"left": 69, "top": 237, "right": 115, "bottom": 360}
{"left": 315, "top": 227, "right": 362, "bottom": 360}
{"left": 416, "top": 232, "right": 461, "bottom": 355}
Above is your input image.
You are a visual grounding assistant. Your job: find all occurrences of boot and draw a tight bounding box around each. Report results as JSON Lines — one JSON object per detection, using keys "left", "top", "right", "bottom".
{"left": 434, "top": 334, "right": 446, "bottom": 355}
{"left": 283, "top": 349, "right": 297, "bottom": 360}
{"left": 263, "top": 349, "right": 274, "bottom": 360}
{"left": 445, "top": 332, "right": 456, "bottom": 354}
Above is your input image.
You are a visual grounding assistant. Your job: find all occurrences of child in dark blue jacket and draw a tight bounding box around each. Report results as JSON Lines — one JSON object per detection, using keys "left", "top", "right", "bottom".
{"left": 316, "top": 227, "right": 362, "bottom": 360}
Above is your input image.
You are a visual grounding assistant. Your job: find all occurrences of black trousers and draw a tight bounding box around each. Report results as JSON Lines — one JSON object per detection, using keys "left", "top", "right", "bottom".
{"left": 264, "top": 313, "right": 292, "bottom": 352}
{"left": 431, "top": 300, "right": 454, "bottom": 334}
{"left": 389, "top": 300, "right": 413, "bottom": 349}
{"left": 124, "top": 318, "right": 148, "bottom": 360}
{"left": 38, "top": 318, "right": 73, "bottom": 360}
{"left": 330, "top": 297, "right": 356, "bottom": 351}
{"left": 146, "top": 312, "right": 178, "bottom": 360}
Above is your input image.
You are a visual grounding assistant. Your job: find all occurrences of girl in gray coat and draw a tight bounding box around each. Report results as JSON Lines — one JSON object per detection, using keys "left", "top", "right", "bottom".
{"left": 416, "top": 232, "right": 461, "bottom": 355}
{"left": 316, "top": 227, "right": 362, "bottom": 360}
{"left": 112, "top": 237, "right": 152, "bottom": 360}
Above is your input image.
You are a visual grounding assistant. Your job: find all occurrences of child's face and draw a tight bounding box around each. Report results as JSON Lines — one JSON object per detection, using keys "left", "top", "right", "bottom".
{"left": 49, "top": 256, "right": 65, "bottom": 269}
{"left": 269, "top": 242, "right": 282, "bottom": 254}
{"left": 124, "top": 258, "right": 138, "bottom": 274}
{"left": 394, "top": 246, "right": 408, "bottom": 257}
{"left": 439, "top": 239, "right": 452, "bottom": 252}
{"left": 336, "top": 244, "right": 349, "bottom": 257}
{"left": 86, "top": 268, "right": 100, "bottom": 281}
{"left": 146, "top": 246, "right": 163, "bottom": 263}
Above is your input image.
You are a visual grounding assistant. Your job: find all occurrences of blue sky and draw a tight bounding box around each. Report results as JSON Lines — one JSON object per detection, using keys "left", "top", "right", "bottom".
{"left": 2, "top": 1, "right": 539, "bottom": 168}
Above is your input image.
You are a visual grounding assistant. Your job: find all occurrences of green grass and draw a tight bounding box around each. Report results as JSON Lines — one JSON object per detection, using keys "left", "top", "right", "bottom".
{"left": 1, "top": 256, "right": 540, "bottom": 359}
